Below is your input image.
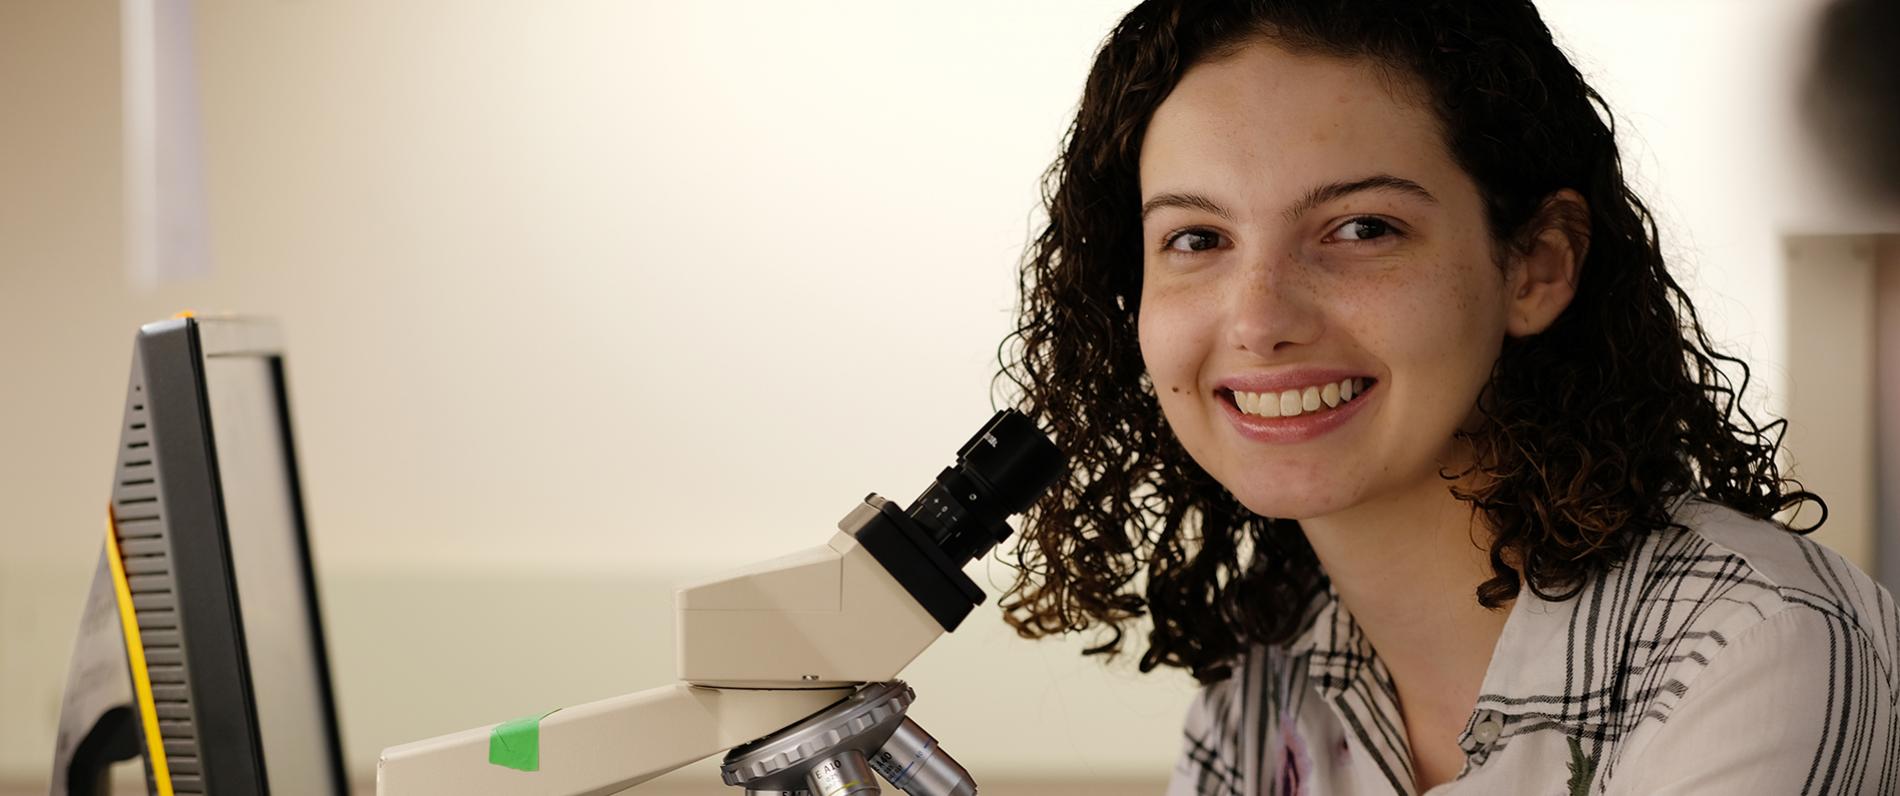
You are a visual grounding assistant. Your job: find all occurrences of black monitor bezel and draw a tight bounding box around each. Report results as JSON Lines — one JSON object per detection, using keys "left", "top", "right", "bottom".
{"left": 137, "top": 317, "right": 348, "bottom": 793}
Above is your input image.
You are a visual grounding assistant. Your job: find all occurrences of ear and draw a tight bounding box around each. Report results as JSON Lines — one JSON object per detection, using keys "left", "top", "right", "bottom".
{"left": 1504, "top": 189, "right": 1590, "bottom": 338}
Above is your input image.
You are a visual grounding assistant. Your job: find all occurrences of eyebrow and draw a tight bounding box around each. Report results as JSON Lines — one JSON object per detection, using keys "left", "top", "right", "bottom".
{"left": 1139, "top": 174, "right": 1438, "bottom": 223}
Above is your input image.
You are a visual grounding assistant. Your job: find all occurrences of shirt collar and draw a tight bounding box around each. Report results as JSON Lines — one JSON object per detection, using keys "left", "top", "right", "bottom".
{"left": 1282, "top": 492, "right": 1701, "bottom": 725}
{"left": 1467, "top": 574, "right": 1578, "bottom": 716}
{"left": 1285, "top": 558, "right": 1600, "bottom": 735}
{"left": 1471, "top": 491, "right": 1703, "bottom": 722}
{"left": 1285, "top": 579, "right": 1386, "bottom": 701}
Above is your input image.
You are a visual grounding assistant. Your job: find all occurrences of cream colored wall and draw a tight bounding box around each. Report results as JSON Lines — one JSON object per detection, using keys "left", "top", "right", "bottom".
{"left": 1, "top": 0, "right": 1891, "bottom": 788}
{"left": 1782, "top": 237, "right": 1882, "bottom": 570}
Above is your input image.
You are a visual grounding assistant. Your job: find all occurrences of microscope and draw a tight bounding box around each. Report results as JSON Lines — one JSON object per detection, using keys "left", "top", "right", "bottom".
{"left": 376, "top": 408, "right": 1065, "bottom": 795}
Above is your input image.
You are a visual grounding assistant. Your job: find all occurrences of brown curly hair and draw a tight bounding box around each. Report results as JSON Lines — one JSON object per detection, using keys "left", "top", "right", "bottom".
{"left": 989, "top": 0, "right": 1827, "bottom": 685}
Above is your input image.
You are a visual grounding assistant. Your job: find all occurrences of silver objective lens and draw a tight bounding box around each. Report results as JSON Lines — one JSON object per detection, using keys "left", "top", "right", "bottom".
{"left": 869, "top": 718, "right": 977, "bottom": 796}
{"left": 809, "top": 751, "right": 880, "bottom": 796}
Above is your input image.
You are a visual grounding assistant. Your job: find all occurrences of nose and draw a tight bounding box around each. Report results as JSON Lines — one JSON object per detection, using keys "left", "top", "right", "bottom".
{"left": 1224, "top": 252, "right": 1323, "bottom": 355}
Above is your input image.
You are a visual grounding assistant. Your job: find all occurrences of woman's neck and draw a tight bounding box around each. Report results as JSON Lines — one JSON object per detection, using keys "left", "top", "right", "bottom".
{"left": 1295, "top": 468, "right": 1516, "bottom": 767}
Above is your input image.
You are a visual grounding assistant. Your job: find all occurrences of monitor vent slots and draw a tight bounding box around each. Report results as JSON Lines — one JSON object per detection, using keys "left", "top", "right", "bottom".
{"left": 111, "top": 368, "right": 207, "bottom": 794}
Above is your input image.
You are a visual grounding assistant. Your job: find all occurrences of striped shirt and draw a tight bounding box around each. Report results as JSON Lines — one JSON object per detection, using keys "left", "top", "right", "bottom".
{"left": 1166, "top": 496, "right": 1900, "bottom": 795}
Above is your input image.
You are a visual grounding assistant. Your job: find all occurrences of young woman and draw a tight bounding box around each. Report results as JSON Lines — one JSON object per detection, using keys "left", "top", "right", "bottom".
{"left": 993, "top": 1, "right": 1900, "bottom": 794}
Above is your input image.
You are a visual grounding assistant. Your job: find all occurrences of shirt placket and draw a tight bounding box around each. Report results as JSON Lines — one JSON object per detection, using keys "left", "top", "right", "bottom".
{"left": 1456, "top": 707, "right": 1510, "bottom": 770}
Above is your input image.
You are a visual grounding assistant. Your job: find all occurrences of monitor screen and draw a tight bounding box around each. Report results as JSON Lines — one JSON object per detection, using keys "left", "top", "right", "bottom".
{"left": 202, "top": 352, "right": 341, "bottom": 794}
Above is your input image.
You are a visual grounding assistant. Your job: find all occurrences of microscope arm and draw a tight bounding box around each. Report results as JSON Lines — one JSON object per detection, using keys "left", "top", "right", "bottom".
{"left": 380, "top": 505, "right": 961, "bottom": 794}
{"left": 374, "top": 682, "right": 853, "bottom": 796}
{"left": 380, "top": 408, "right": 1062, "bottom": 795}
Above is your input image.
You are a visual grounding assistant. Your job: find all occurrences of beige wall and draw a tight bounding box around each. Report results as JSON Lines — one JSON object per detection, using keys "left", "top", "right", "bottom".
{"left": 1782, "top": 237, "right": 1885, "bottom": 570}
{"left": 2, "top": 0, "right": 1895, "bottom": 789}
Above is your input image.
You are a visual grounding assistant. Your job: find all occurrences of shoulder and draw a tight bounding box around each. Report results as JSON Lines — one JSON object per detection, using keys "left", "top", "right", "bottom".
{"left": 1657, "top": 497, "right": 1897, "bottom": 662}
{"left": 1604, "top": 500, "right": 1900, "bottom": 792}
{"left": 1170, "top": 647, "right": 1267, "bottom": 796}
{"left": 1607, "top": 497, "right": 1900, "bottom": 735}
{"left": 1178, "top": 644, "right": 1288, "bottom": 737}
{"left": 1170, "top": 643, "right": 1315, "bottom": 796}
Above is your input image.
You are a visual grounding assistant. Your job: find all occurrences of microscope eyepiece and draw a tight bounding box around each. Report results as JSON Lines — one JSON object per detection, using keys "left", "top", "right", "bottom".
{"left": 906, "top": 409, "right": 1064, "bottom": 567}
{"left": 953, "top": 408, "right": 1066, "bottom": 517}
{"left": 839, "top": 408, "right": 1064, "bottom": 633}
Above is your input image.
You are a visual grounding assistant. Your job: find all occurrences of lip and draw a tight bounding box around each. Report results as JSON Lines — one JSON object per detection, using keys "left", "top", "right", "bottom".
{"left": 1217, "top": 378, "right": 1378, "bottom": 444}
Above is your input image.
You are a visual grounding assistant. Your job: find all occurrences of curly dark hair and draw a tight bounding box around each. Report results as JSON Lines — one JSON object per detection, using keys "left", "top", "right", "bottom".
{"left": 989, "top": 0, "right": 1827, "bottom": 685}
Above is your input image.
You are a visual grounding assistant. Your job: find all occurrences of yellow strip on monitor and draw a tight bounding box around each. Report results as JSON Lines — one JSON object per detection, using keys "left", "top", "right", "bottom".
{"left": 105, "top": 509, "right": 176, "bottom": 796}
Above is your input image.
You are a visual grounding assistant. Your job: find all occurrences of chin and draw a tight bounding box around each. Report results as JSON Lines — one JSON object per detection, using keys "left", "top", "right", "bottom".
{"left": 1229, "top": 488, "right": 1357, "bottom": 522}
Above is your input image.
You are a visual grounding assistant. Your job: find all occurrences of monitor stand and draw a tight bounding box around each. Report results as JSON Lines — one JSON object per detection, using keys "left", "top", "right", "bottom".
{"left": 49, "top": 535, "right": 154, "bottom": 796}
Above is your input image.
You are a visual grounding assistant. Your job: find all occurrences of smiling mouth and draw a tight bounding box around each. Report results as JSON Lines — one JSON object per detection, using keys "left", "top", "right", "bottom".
{"left": 1218, "top": 378, "right": 1377, "bottom": 419}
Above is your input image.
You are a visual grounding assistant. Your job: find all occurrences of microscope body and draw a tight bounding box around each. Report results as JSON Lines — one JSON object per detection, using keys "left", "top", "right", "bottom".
{"left": 675, "top": 504, "right": 948, "bottom": 689}
{"left": 377, "top": 501, "right": 961, "bottom": 795}
{"left": 378, "top": 409, "right": 1059, "bottom": 795}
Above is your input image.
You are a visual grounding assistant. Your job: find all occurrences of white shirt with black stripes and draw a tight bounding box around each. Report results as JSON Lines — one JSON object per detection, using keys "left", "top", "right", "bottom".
{"left": 1166, "top": 496, "right": 1900, "bottom": 795}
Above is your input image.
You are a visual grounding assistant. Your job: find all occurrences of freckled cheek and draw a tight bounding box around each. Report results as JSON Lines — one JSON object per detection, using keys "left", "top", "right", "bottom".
{"left": 1386, "top": 286, "right": 1505, "bottom": 401}
{"left": 1340, "top": 279, "right": 1481, "bottom": 378}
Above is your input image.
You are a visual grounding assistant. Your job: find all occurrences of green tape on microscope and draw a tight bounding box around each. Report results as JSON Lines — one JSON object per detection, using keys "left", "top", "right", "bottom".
{"left": 489, "top": 709, "right": 558, "bottom": 772}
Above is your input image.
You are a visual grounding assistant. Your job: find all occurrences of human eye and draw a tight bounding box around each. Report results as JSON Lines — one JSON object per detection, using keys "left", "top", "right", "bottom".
{"left": 1161, "top": 228, "right": 1227, "bottom": 254}
{"left": 1325, "top": 216, "right": 1403, "bottom": 244}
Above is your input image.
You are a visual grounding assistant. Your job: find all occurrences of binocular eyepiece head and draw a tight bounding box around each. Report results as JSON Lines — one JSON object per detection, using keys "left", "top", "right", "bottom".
{"left": 905, "top": 409, "right": 1065, "bottom": 568}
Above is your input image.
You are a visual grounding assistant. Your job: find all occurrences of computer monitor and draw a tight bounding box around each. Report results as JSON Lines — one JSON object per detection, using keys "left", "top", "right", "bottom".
{"left": 49, "top": 315, "right": 347, "bottom": 796}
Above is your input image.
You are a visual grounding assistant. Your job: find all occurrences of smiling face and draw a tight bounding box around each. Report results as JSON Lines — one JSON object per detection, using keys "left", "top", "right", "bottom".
{"left": 1137, "top": 39, "right": 1517, "bottom": 521}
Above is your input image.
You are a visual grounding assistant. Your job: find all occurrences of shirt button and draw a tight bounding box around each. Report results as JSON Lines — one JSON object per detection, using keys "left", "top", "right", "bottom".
{"left": 1471, "top": 717, "right": 1503, "bottom": 745}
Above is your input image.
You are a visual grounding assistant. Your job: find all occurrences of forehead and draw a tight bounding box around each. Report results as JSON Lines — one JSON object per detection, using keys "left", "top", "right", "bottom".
{"left": 1139, "top": 40, "right": 1454, "bottom": 199}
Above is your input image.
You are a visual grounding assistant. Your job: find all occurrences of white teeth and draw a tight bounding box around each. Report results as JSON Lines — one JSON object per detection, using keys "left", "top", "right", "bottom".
{"left": 1279, "top": 390, "right": 1301, "bottom": 416}
{"left": 1232, "top": 378, "right": 1374, "bottom": 418}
